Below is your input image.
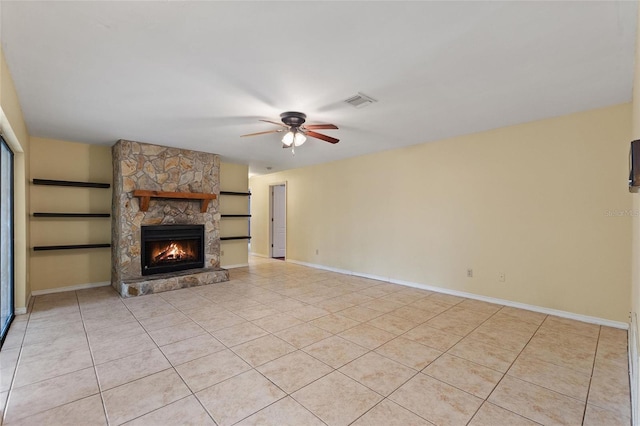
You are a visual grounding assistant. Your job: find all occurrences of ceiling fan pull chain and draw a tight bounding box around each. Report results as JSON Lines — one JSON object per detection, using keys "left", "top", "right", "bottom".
{"left": 291, "top": 145, "right": 295, "bottom": 156}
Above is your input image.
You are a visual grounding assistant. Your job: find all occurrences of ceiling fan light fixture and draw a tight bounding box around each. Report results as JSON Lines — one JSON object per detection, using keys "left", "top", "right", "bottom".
{"left": 282, "top": 129, "right": 307, "bottom": 147}
{"left": 282, "top": 131, "right": 294, "bottom": 146}
{"left": 293, "top": 132, "right": 307, "bottom": 146}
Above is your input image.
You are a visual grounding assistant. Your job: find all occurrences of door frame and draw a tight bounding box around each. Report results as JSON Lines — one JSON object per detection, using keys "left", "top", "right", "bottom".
{"left": 0, "top": 135, "right": 14, "bottom": 348}
{"left": 269, "top": 182, "right": 287, "bottom": 259}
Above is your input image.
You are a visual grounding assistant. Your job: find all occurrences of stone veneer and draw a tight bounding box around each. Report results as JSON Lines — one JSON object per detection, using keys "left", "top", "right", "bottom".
{"left": 111, "top": 140, "right": 228, "bottom": 297}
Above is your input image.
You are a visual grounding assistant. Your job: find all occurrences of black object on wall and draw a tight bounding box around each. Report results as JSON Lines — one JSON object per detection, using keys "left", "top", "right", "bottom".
{"left": 629, "top": 139, "right": 640, "bottom": 192}
{"left": 630, "top": 140, "right": 640, "bottom": 192}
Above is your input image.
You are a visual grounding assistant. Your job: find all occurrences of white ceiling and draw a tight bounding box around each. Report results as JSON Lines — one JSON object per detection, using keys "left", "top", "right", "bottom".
{"left": 1, "top": 1, "right": 637, "bottom": 175}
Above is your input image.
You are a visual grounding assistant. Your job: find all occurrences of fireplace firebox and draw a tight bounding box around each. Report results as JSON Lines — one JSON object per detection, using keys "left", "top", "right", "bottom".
{"left": 141, "top": 224, "right": 205, "bottom": 276}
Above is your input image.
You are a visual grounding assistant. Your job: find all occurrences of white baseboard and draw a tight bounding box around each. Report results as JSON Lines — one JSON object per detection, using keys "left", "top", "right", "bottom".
{"left": 391, "top": 277, "right": 628, "bottom": 329}
{"left": 285, "top": 258, "right": 629, "bottom": 329}
{"left": 31, "top": 281, "right": 111, "bottom": 296}
{"left": 222, "top": 263, "right": 250, "bottom": 269}
{"left": 15, "top": 293, "right": 32, "bottom": 315}
{"left": 250, "top": 252, "right": 271, "bottom": 259}
{"left": 353, "top": 271, "right": 390, "bottom": 281}
{"left": 286, "top": 259, "right": 352, "bottom": 275}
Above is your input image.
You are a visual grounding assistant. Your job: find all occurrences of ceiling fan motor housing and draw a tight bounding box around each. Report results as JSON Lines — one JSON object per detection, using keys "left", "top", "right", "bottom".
{"left": 280, "top": 111, "right": 306, "bottom": 127}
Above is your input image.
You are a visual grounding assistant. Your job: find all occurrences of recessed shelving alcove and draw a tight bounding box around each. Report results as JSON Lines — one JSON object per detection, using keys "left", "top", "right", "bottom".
{"left": 31, "top": 178, "right": 112, "bottom": 251}
{"left": 220, "top": 191, "right": 251, "bottom": 241}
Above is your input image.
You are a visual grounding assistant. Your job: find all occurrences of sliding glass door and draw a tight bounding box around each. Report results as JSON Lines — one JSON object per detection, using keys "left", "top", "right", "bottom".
{"left": 0, "top": 136, "right": 14, "bottom": 346}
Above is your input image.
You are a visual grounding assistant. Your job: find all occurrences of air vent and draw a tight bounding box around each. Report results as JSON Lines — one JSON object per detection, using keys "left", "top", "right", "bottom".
{"left": 343, "top": 92, "right": 377, "bottom": 109}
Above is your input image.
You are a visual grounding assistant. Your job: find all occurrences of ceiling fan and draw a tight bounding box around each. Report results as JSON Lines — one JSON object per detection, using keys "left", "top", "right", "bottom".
{"left": 241, "top": 112, "right": 339, "bottom": 154}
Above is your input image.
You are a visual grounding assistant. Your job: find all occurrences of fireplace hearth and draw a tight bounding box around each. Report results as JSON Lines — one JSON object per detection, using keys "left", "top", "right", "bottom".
{"left": 141, "top": 224, "right": 204, "bottom": 276}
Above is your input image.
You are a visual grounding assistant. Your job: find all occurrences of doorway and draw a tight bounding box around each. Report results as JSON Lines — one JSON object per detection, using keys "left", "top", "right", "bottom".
{"left": 0, "top": 136, "right": 14, "bottom": 347}
{"left": 270, "top": 183, "right": 286, "bottom": 259}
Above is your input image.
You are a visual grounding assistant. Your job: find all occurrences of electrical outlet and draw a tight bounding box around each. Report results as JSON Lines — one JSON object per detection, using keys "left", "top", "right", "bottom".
{"left": 467, "top": 268, "right": 473, "bottom": 278}
{"left": 499, "top": 272, "right": 505, "bottom": 282}
{"left": 315, "top": 249, "right": 319, "bottom": 255}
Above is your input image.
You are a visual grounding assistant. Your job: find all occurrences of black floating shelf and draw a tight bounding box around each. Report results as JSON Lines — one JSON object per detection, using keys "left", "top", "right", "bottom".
{"left": 33, "top": 243, "right": 111, "bottom": 251}
{"left": 220, "top": 236, "right": 252, "bottom": 241}
{"left": 33, "top": 213, "right": 111, "bottom": 218}
{"left": 221, "top": 214, "right": 251, "bottom": 218}
{"left": 33, "top": 179, "right": 111, "bottom": 189}
{"left": 220, "top": 191, "right": 251, "bottom": 196}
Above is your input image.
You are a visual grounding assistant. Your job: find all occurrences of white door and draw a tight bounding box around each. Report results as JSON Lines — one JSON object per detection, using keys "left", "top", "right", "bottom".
{"left": 271, "top": 184, "right": 286, "bottom": 258}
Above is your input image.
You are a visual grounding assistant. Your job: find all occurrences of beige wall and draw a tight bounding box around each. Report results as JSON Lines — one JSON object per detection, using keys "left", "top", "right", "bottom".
{"left": 1, "top": 47, "right": 30, "bottom": 310}
{"left": 29, "top": 138, "right": 112, "bottom": 292}
{"left": 220, "top": 162, "right": 250, "bottom": 268}
{"left": 251, "top": 104, "right": 632, "bottom": 322}
{"left": 630, "top": 3, "right": 640, "bottom": 415}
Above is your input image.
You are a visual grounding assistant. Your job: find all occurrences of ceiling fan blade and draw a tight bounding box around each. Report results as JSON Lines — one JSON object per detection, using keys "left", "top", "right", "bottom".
{"left": 306, "top": 130, "right": 340, "bottom": 144}
{"left": 259, "top": 119, "right": 288, "bottom": 128}
{"left": 240, "top": 129, "right": 283, "bottom": 137}
{"left": 304, "top": 124, "right": 338, "bottom": 130}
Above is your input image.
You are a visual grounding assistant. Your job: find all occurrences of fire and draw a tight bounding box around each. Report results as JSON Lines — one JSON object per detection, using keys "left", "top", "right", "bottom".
{"left": 154, "top": 242, "right": 189, "bottom": 263}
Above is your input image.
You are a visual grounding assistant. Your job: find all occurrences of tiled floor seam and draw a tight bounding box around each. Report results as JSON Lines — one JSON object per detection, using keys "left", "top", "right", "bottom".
{"left": 9, "top": 260, "right": 624, "bottom": 425}
{"left": 387, "top": 298, "right": 504, "bottom": 353}
{"left": 75, "top": 290, "right": 111, "bottom": 425}
{"left": 97, "top": 299, "right": 205, "bottom": 425}
{"left": 586, "top": 400, "right": 633, "bottom": 419}
{"left": 228, "top": 393, "right": 321, "bottom": 426}
{"left": 8, "top": 296, "right": 103, "bottom": 424}
{"left": 256, "top": 359, "right": 334, "bottom": 396}
{"left": 92, "top": 293, "right": 220, "bottom": 402}
{"left": 584, "top": 327, "right": 630, "bottom": 420}
{"left": 580, "top": 324, "right": 601, "bottom": 426}
{"left": 482, "top": 311, "right": 553, "bottom": 424}
{"left": 347, "top": 396, "right": 433, "bottom": 426}
{"left": 345, "top": 364, "right": 422, "bottom": 401}
{"left": 0, "top": 354, "right": 22, "bottom": 424}
{"left": 2, "top": 303, "right": 36, "bottom": 424}
{"left": 5, "top": 392, "right": 103, "bottom": 425}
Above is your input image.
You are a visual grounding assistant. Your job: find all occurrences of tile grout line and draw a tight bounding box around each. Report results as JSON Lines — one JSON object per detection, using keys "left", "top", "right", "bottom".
{"left": 478, "top": 310, "right": 550, "bottom": 425}
{"left": 179, "top": 276, "right": 387, "bottom": 424}
{"left": 277, "top": 293, "right": 461, "bottom": 423}
{"left": 4, "top": 261, "right": 630, "bottom": 425}
{"left": 241, "top": 269, "right": 620, "bottom": 424}
{"left": 121, "top": 393, "right": 206, "bottom": 425}
{"left": 343, "top": 367, "right": 427, "bottom": 425}
{"left": 115, "top": 289, "right": 219, "bottom": 425}
{"left": 243, "top": 273, "right": 473, "bottom": 425}
{"left": 581, "top": 325, "right": 601, "bottom": 424}
{"left": 229, "top": 369, "right": 327, "bottom": 426}
{"left": 156, "top": 286, "right": 259, "bottom": 426}
{"left": 579, "top": 327, "right": 633, "bottom": 420}
{"left": 5, "top": 293, "right": 103, "bottom": 425}
{"left": 76, "top": 289, "right": 111, "bottom": 426}
{"left": 1, "top": 300, "right": 31, "bottom": 425}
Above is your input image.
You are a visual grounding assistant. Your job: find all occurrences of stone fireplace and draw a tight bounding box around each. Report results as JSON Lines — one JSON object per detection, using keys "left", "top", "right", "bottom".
{"left": 111, "top": 140, "right": 229, "bottom": 297}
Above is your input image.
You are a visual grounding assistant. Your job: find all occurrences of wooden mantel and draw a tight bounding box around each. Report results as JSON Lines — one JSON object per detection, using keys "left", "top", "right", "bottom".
{"left": 133, "top": 190, "right": 217, "bottom": 213}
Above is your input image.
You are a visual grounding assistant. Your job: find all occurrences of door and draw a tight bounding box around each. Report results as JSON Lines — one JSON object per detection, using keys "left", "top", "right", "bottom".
{"left": 271, "top": 184, "right": 286, "bottom": 258}
{"left": 0, "top": 136, "right": 14, "bottom": 347}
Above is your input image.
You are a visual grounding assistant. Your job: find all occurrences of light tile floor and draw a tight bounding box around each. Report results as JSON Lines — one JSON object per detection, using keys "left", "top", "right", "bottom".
{"left": 0, "top": 257, "right": 631, "bottom": 425}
